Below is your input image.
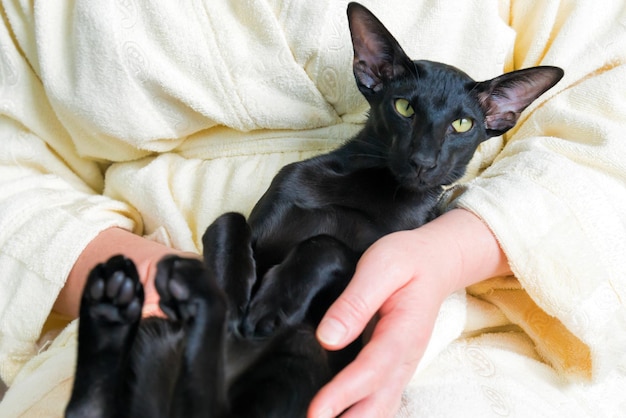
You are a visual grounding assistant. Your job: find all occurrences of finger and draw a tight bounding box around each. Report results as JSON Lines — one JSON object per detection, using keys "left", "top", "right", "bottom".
{"left": 339, "top": 367, "right": 407, "bottom": 418}
{"left": 141, "top": 274, "right": 165, "bottom": 318}
{"left": 317, "top": 234, "right": 416, "bottom": 349}
{"left": 310, "top": 282, "right": 441, "bottom": 418}
{"left": 142, "top": 303, "right": 165, "bottom": 317}
{"left": 310, "top": 319, "right": 418, "bottom": 418}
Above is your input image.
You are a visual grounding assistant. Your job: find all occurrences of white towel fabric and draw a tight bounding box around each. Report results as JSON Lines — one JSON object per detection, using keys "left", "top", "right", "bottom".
{"left": 1, "top": 0, "right": 625, "bottom": 416}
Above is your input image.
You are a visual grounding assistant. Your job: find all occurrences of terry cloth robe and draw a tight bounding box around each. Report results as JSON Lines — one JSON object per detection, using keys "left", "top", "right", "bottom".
{"left": 1, "top": 0, "right": 625, "bottom": 416}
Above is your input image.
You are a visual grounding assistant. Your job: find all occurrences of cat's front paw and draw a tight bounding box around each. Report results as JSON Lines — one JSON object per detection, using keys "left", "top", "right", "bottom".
{"left": 82, "top": 255, "right": 144, "bottom": 326}
{"left": 243, "top": 235, "right": 356, "bottom": 337}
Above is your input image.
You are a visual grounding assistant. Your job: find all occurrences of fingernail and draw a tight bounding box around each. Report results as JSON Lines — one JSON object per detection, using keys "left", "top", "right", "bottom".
{"left": 318, "top": 318, "right": 347, "bottom": 346}
{"left": 316, "top": 407, "right": 334, "bottom": 418}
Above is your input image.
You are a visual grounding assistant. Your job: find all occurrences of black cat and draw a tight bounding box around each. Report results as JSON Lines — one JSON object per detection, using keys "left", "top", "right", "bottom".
{"left": 65, "top": 3, "right": 563, "bottom": 417}
{"left": 65, "top": 213, "right": 354, "bottom": 418}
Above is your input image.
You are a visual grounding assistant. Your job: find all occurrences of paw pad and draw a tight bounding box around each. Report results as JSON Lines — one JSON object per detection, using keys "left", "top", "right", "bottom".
{"left": 83, "top": 255, "right": 144, "bottom": 324}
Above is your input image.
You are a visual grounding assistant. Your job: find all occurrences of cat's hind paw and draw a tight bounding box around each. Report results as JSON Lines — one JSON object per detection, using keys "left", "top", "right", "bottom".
{"left": 78, "top": 255, "right": 144, "bottom": 356}
{"left": 155, "top": 255, "right": 226, "bottom": 325}
{"left": 82, "top": 255, "right": 144, "bottom": 325}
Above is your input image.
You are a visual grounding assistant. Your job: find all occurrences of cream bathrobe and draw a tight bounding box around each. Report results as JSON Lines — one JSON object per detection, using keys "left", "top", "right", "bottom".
{"left": 1, "top": 0, "right": 625, "bottom": 416}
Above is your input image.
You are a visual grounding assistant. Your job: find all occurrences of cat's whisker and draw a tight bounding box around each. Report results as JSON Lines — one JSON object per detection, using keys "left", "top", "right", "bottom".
{"left": 351, "top": 153, "right": 387, "bottom": 160}
{"left": 350, "top": 139, "right": 388, "bottom": 152}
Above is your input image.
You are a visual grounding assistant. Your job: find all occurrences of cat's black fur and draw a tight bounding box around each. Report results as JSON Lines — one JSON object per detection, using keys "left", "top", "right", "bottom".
{"left": 65, "top": 3, "right": 563, "bottom": 417}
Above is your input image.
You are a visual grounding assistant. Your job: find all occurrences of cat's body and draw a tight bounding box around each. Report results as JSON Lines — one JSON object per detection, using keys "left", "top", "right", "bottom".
{"left": 248, "top": 120, "right": 439, "bottom": 275}
{"left": 65, "top": 3, "right": 563, "bottom": 417}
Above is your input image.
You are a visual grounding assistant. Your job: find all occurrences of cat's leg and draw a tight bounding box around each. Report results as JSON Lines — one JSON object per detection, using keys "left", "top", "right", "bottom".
{"left": 202, "top": 212, "right": 257, "bottom": 330}
{"left": 127, "top": 318, "right": 185, "bottom": 418}
{"left": 243, "top": 234, "right": 357, "bottom": 337}
{"left": 65, "top": 255, "right": 144, "bottom": 418}
{"left": 243, "top": 235, "right": 363, "bottom": 376}
{"left": 155, "top": 255, "right": 229, "bottom": 417}
{"left": 228, "top": 326, "right": 332, "bottom": 418}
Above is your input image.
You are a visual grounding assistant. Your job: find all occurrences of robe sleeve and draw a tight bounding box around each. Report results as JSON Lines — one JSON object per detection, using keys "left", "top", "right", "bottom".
{"left": 450, "top": 0, "right": 626, "bottom": 380}
{"left": 0, "top": 6, "right": 140, "bottom": 384}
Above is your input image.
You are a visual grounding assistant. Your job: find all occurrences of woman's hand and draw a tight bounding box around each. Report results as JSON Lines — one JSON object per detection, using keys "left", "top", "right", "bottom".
{"left": 54, "top": 227, "right": 196, "bottom": 318}
{"left": 308, "top": 209, "right": 512, "bottom": 418}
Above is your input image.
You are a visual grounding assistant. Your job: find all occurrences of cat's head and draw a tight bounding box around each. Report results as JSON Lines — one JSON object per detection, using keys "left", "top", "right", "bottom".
{"left": 347, "top": 2, "right": 564, "bottom": 191}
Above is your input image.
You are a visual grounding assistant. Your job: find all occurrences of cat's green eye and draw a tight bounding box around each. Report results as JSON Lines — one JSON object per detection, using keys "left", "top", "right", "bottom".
{"left": 451, "top": 118, "right": 474, "bottom": 133}
{"left": 394, "top": 98, "right": 415, "bottom": 118}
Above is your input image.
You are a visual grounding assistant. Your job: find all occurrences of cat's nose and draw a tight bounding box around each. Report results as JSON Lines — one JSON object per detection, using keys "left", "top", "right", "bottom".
{"left": 410, "top": 153, "right": 437, "bottom": 171}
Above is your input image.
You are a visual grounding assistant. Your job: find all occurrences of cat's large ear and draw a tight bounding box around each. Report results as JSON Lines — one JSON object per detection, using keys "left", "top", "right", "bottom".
{"left": 347, "top": 2, "right": 414, "bottom": 97}
{"left": 475, "top": 66, "right": 564, "bottom": 137}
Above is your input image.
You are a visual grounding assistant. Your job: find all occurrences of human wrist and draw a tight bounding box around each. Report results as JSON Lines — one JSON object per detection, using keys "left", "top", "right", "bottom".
{"left": 418, "top": 208, "right": 511, "bottom": 293}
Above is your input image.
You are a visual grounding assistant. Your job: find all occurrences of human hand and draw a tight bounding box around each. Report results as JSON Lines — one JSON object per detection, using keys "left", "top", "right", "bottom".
{"left": 308, "top": 209, "right": 511, "bottom": 418}
{"left": 55, "top": 227, "right": 197, "bottom": 318}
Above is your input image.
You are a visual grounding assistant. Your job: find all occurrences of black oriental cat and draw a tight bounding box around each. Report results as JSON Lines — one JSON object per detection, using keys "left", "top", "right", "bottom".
{"left": 65, "top": 3, "right": 563, "bottom": 418}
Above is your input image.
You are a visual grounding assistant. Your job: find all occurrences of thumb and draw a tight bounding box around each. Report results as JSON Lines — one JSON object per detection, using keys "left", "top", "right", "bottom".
{"left": 316, "top": 234, "right": 414, "bottom": 350}
{"left": 316, "top": 290, "right": 374, "bottom": 350}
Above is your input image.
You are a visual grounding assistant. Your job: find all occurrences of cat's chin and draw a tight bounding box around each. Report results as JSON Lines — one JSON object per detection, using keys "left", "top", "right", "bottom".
{"left": 391, "top": 167, "right": 443, "bottom": 192}
{"left": 396, "top": 176, "right": 442, "bottom": 193}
